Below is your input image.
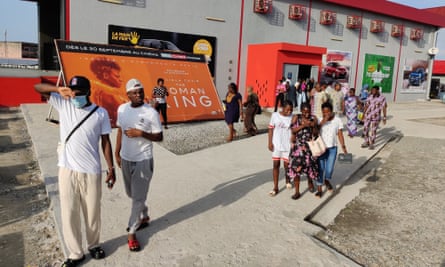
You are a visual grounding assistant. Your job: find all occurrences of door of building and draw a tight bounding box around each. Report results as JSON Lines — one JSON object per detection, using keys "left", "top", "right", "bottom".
{"left": 283, "top": 64, "right": 318, "bottom": 84}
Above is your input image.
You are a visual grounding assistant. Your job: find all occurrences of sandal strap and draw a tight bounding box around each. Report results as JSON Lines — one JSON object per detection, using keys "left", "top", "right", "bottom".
{"left": 128, "top": 238, "right": 141, "bottom": 251}
{"left": 89, "top": 246, "right": 105, "bottom": 259}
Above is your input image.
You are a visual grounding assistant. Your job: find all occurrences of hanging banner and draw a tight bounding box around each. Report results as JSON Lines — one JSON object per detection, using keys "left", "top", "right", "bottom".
{"left": 362, "top": 54, "right": 395, "bottom": 93}
{"left": 55, "top": 40, "right": 224, "bottom": 127}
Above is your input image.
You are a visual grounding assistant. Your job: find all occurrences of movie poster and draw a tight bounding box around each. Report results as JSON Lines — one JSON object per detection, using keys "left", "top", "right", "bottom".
{"left": 362, "top": 54, "right": 395, "bottom": 93}
{"left": 55, "top": 40, "right": 224, "bottom": 127}
{"left": 401, "top": 58, "right": 428, "bottom": 93}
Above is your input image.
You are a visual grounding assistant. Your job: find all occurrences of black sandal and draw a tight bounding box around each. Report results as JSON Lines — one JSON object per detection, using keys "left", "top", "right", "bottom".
{"left": 315, "top": 191, "right": 323, "bottom": 198}
{"left": 325, "top": 180, "right": 333, "bottom": 191}
{"left": 89, "top": 246, "right": 105, "bottom": 259}
{"left": 291, "top": 193, "right": 301, "bottom": 200}
{"left": 61, "top": 255, "right": 85, "bottom": 267}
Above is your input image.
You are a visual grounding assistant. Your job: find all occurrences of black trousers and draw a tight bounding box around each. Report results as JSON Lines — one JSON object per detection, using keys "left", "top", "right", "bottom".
{"left": 155, "top": 103, "right": 168, "bottom": 126}
{"left": 274, "top": 93, "right": 284, "bottom": 112}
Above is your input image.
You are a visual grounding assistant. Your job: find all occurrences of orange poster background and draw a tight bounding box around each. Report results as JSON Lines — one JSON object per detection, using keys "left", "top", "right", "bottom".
{"left": 56, "top": 41, "right": 224, "bottom": 127}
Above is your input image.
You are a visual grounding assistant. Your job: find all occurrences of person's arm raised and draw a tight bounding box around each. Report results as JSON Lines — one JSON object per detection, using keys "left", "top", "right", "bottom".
{"left": 34, "top": 83, "right": 74, "bottom": 100}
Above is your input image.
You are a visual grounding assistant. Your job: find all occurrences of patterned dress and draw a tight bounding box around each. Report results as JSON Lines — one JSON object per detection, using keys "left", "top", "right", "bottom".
{"left": 344, "top": 95, "right": 359, "bottom": 136}
{"left": 329, "top": 90, "right": 344, "bottom": 114}
{"left": 287, "top": 114, "right": 319, "bottom": 181}
{"left": 363, "top": 94, "right": 386, "bottom": 144}
{"left": 311, "top": 91, "right": 328, "bottom": 118}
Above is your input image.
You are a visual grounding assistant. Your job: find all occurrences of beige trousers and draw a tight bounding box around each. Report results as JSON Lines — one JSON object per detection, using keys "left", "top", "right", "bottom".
{"left": 58, "top": 167, "right": 102, "bottom": 259}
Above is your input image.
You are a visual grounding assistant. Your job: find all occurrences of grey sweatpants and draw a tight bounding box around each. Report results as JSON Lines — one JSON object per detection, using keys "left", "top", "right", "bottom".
{"left": 121, "top": 158, "right": 154, "bottom": 234}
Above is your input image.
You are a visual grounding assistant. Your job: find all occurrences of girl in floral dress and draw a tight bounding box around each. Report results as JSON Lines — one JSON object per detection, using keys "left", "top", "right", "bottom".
{"left": 287, "top": 103, "right": 319, "bottom": 200}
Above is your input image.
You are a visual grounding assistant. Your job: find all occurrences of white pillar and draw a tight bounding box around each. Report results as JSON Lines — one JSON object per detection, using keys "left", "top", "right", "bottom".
{"left": 426, "top": 55, "right": 434, "bottom": 101}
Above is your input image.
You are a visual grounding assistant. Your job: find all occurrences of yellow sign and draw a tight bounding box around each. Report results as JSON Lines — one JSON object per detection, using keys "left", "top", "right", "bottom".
{"left": 110, "top": 31, "right": 140, "bottom": 45}
{"left": 193, "top": 39, "right": 213, "bottom": 57}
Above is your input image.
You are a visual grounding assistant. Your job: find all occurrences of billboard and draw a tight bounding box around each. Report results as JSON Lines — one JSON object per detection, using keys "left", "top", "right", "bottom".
{"left": 362, "top": 54, "right": 395, "bottom": 93}
{"left": 55, "top": 40, "right": 224, "bottom": 127}
{"left": 108, "top": 25, "right": 217, "bottom": 78}
{"left": 321, "top": 50, "right": 352, "bottom": 84}
{"left": 401, "top": 58, "right": 428, "bottom": 93}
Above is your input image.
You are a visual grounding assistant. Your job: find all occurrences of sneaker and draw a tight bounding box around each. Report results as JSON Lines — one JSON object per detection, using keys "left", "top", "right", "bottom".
{"left": 361, "top": 142, "right": 369, "bottom": 148}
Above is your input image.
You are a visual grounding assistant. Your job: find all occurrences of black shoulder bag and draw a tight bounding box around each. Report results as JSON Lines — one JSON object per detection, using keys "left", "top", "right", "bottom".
{"left": 64, "top": 105, "right": 99, "bottom": 143}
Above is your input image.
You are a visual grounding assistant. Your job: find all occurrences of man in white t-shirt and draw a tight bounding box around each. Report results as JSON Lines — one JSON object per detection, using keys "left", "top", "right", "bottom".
{"left": 34, "top": 76, "right": 115, "bottom": 267}
{"left": 115, "top": 78, "right": 163, "bottom": 252}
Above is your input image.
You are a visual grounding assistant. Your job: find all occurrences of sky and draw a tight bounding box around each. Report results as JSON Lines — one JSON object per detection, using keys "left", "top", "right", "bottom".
{"left": 0, "top": 0, "right": 444, "bottom": 58}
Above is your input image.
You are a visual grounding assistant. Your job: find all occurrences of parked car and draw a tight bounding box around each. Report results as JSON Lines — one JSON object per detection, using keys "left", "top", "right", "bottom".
{"left": 408, "top": 68, "right": 426, "bottom": 86}
{"left": 323, "top": 62, "right": 348, "bottom": 79}
{"left": 137, "top": 39, "right": 183, "bottom": 52}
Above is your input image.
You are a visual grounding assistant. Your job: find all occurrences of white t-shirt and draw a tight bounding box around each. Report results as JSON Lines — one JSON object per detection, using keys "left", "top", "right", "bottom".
{"left": 268, "top": 112, "right": 292, "bottom": 152}
{"left": 49, "top": 93, "right": 112, "bottom": 174}
{"left": 117, "top": 102, "right": 162, "bottom": 161}
{"left": 319, "top": 116, "right": 344, "bottom": 148}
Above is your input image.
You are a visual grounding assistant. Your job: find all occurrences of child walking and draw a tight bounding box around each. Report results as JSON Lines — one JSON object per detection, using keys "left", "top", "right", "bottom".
{"left": 268, "top": 100, "right": 293, "bottom": 196}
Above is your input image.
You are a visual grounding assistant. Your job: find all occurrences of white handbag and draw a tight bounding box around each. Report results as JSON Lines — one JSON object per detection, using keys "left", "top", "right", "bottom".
{"left": 307, "top": 136, "right": 327, "bottom": 158}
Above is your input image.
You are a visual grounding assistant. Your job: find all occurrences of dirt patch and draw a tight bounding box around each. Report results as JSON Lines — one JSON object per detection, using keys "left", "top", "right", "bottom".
{"left": 0, "top": 107, "right": 63, "bottom": 267}
{"left": 316, "top": 136, "right": 445, "bottom": 266}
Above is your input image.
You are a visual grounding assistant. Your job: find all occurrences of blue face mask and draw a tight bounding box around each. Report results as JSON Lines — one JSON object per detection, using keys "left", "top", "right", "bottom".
{"left": 71, "top": 95, "right": 88, "bottom": 108}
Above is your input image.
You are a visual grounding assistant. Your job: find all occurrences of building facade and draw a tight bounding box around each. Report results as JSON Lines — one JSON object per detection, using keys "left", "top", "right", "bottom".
{"left": 34, "top": 0, "right": 445, "bottom": 104}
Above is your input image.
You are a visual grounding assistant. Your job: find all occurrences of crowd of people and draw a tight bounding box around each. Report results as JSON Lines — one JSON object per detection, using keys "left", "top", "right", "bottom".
{"left": 34, "top": 74, "right": 387, "bottom": 266}
{"left": 265, "top": 79, "right": 387, "bottom": 200}
{"left": 222, "top": 78, "right": 387, "bottom": 200}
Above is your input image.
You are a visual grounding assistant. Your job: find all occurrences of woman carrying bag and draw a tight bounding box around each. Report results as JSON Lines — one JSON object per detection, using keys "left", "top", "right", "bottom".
{"left": 316, "top": 102, "right": 348, "bottom": 198}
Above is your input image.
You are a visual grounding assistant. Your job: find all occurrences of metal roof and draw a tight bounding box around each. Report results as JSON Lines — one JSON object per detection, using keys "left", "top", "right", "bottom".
{"left": 322, "top": 0, "right": 445, "bottom": 28}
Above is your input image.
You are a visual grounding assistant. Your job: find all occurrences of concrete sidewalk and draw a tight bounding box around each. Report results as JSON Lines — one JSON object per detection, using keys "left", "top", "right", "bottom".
{"left": 22, "top": 101, "right": 445, "bottom": 266}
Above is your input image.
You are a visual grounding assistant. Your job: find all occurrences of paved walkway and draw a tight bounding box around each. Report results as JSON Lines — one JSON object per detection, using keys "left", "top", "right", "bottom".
{"left": 22, "top": 101, "right": 445, "bottom": 266}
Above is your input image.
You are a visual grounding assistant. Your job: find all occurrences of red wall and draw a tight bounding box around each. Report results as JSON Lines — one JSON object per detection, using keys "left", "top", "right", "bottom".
{"left": 433, "top": 60, "right": 445, "bottom": 75}
{"left": 0, "top": 76, "right": 58, "bottom": 107}
{"left": 245, "top": 42, "right": 326, "bottom": 108}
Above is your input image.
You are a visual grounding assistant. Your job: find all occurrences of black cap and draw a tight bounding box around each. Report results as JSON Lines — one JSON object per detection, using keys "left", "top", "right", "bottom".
{"left": 68, "top": 76, "right": 91, "bottom": 94}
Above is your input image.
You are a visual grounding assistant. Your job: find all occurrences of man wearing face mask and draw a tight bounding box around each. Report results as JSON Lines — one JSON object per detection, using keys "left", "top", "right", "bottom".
{"left": 34, "top": 76, "right": 115, "bottom": 267}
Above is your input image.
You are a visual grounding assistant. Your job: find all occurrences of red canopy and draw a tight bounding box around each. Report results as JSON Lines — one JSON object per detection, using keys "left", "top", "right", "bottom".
{"left": 433, "top": 60, "right": 445, "bottom": 75}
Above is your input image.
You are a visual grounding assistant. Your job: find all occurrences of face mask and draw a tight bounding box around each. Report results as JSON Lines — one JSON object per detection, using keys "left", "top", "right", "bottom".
{"left": 71, "top": 95, "right": 88, "bottom": 108}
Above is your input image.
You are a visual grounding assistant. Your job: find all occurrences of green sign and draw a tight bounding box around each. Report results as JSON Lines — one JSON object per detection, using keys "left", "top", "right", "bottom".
{"left": 362, "top": 54, "right": 395, "bottom": 93}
